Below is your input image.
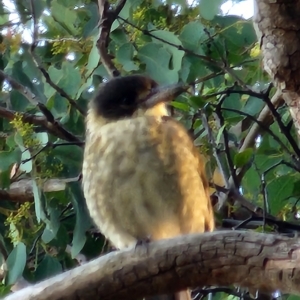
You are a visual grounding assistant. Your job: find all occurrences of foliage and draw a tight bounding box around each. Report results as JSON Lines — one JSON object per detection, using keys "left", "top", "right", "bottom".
{"left": 0, "top": 0, "right": 299, "bottom": 299}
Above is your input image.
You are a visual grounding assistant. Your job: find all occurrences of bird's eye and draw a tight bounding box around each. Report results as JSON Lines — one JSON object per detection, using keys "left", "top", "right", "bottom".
{"left": 121, "top": 97, "right": 131, "bottom": 106}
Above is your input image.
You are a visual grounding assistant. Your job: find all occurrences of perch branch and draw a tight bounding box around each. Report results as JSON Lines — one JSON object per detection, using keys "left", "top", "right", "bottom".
{"left": 4, "top": 231, "right": 300, "bottom": 300}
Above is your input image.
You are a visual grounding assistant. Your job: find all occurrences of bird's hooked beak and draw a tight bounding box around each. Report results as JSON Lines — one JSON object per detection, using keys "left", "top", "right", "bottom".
{"left": 140, "top": 83, "right": 189, "bottom": 109}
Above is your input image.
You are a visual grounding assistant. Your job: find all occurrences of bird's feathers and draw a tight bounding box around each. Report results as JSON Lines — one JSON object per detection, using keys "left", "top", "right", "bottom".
{"left": 83, "top": 114, "right": 214, "bottom": 249}
{"left": 82, "top": 75, "right": 214, "bottom": 300}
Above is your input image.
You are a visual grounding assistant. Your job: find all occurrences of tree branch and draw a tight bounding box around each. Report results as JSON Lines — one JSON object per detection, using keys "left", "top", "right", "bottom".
{"left": 4, "top": 231, "right": 300, "bottom": 300}
{"left": 0, "top": 106, "right": 81, "bottom": 143}
{"left": 239, "top": 89, "right": 283, "bottom": 152}
{"left": 97, "top": 0, "right": 126, "bottom": 77}
{"left": 0, "top": 177, "right": 79, "bottom": 203}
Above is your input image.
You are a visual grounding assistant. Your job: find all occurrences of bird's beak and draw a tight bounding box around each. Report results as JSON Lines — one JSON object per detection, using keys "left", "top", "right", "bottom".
{"left": 140, "top": 83, "right": 189, "bottom": 109}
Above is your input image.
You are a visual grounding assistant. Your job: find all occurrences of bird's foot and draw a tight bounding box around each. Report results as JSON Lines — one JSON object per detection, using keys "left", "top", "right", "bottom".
{"left": 135, "top": 236, "right": 151, "bottom": 256}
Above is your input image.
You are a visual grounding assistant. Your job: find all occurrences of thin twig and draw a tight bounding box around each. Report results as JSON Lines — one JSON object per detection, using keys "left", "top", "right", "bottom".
{"left": 218, "top": 107, "right": 293, "bottom": 156}
{"left": 214, "top": 95, "right": 239, "bottom": 189}
{"left": 0, "top": 106, "right": 81, "bottom": 143}
{"left": 239, "top": 89, "right": 283, "bottom": 152}
{"left": 201, "top": 109, "right": 230, "bottom": 189}
{"left": 22, "top": 141, "right": 84, "bottom": 163}
{"left": 118, "top": 16, "right": 220, "bottom": 67}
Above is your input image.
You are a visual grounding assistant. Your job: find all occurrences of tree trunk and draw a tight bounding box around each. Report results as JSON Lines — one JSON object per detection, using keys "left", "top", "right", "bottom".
{"left": 253, "top": 0, "right": 300, "bottom": 137}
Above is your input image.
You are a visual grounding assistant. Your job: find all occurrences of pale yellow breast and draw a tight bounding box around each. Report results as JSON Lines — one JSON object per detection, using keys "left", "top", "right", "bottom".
{"left": 82, "top": 114, "right": 214, "bottom": 249}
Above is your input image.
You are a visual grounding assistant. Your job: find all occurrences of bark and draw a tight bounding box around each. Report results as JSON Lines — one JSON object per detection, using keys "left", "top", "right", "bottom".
{"left": 0, "top": 178, "right": 78, "bottom": 203}
{"left": 253, "top": 0, "right": 300, "bottom": 136}
{"left": 3, "top": 231, "right": 300, "bottom": 300}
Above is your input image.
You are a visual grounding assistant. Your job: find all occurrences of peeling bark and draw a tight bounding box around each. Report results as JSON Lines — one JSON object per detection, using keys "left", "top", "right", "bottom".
{"left": 4, "top": 231, "right": 300, "bottom": 300}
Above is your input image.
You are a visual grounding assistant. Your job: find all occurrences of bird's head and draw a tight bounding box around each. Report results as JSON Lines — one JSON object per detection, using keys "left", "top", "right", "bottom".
{"left": 89, "top": 75, "right": 186, "bottom": 124}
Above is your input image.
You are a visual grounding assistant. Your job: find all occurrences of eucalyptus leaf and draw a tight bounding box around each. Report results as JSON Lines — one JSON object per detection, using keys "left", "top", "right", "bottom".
{"left": 33, "top": 180, "right": 48, "bottom": 223}
{"left": 138, "top": 43, "right": 178, "bottom": 84}
{"left": 6, "top": 242, "right": 26, "bottom": 285}
{"left": 234, "top": 149, "right": 253, "bottom": 168}
{"left": 267, "top": 175, "right": 295, "bottom": 215}
{"left": 0, "top": 148, "right": 21, "bottom": 172}
{"left": 199, "top": 0, "right": 223, "bottom": 20}
{"left": 69, "top": 182, "right": 91, "bottom": 258}
{"left": 35, "top": 255, "right": 62, "bottom": 281}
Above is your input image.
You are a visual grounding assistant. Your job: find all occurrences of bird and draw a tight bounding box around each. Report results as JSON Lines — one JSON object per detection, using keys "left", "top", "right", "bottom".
{"left": 82, "top": 75, "right": 215, "bottom": 300}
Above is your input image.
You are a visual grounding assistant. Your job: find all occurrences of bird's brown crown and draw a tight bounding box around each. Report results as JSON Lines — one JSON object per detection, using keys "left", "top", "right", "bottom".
{"left": 91, "top": 75, "right": 157, "bottom": 120}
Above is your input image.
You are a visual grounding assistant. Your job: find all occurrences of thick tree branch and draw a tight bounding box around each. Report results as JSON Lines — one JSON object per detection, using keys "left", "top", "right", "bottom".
{"left": 4, "top": 231, "right": 300, "bottom": 300}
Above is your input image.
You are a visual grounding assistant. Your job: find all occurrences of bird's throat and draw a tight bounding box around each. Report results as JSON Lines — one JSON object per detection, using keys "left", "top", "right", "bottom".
{"left": 86, "top": 102, "right": 170, "bottom": 136}
{"left": 134, "top": 103, "right": 169, "bottom": 118}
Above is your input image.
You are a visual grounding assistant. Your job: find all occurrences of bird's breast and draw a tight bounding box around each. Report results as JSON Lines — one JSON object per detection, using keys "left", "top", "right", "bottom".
{"left": 82, "top": 115, "right": 213, "bottom": 249}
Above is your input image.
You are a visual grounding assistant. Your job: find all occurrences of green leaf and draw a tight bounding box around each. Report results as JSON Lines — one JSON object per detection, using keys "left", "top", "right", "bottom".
{"left": 254, "top": 155, "right": 283, "bottom": 173}
{"left": 287, "top": 295, "right": 300, "bottom": 300}
{"left": 58, "top": 63, "right": 81, "bottom": 98}
{"left": 52, "top": 145, "right": 83, "bottom": 177}
{"left": 199, "top": 0, "right": 223, "bottom": 20}
{"left": 20, "top": 149, "right": 32, "bottom": 173}
{"left": 150, "top": 30, "right": 184, "bottom": 73}
{"left": 6, "top": 242, "right": 26, "bottom": 285}
{"left": 33, "top": 180, "right": 47, "bottom": 223}
{"left": 111, "top": 29, "right": 129, "bottom": 45}
{"left": 42, "top": 206, "right": 60, "bottom": 243}
{"left": 171, "top": 101, "right": 189, "bottom": 112}
{"left": 0, "top": 148, "right": 21, "bottom": 172}
{"left": 179, "top": 22, "right": 205, "bottom": 51}
{"left": 51, "top": 1, "right": 79, "bottom": 35}
{"left": 117, "top": 0, "right": 143, "bottom": 21}
{"left": 212, "top": 16, "right": 257, "bottom": 48}
{"left": 14, "top": 133, "right": 32, "bottom": 173}
{"left": 52, "top": 94, "right": 68, "bottom": 118}
{"left": 33, "top": 0, "right": 47, "bottom": 19}
{"left": 189, "top": 96, "right": 207, "bottom": 109}
{"left": 76, "top": 77, "right": 93, "bottom": 99}
{"left": 69, "top": 182, "right": 91, "bottom": 258}
{"left": 215, "top": 124, "right": 226, "bottom": 145}
{"left": 138, "top": 43, "right": 178, "bottom": 84}
{"left": 35, "top": 255, "right": 62, "bottom": 281}
{"left": 58, "top": 0, "right": 79, "bottom": 6}
{"left": 0, "top": 169, "right": 10, "bottom": 189}
{"left": 234, "top": 149, "right": 253, "bottom": 168}
{"left": 83, "top": 3, "right": 99, "bottom": 38}
{"left": 181, "top": 55, "right": 208, "bottom": 83}
{"left": 45, "top": 66, "right": 64, "bottom": 99}
{"left": 35, "top": 132, "right": 49, "bottom": 145}
{"left": 222, "top": 93, "right": 242, "bottom": 116}
{"left": 116, "top": 43, "right": 139, "bottom": 72}
{"left": 85, "top": 37, "right": 100, "bottom": 79}
{"left": 10, "top": 90, "right": 31, "bottom": 112}
{"left": 0, "top": 284, "right": 11, "bottom": 297}
{"left": 243, "top": 96, "right": 264, "bottom": 116}
{"left": 267, "top": 175, "right": 295, "bottom": 215}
